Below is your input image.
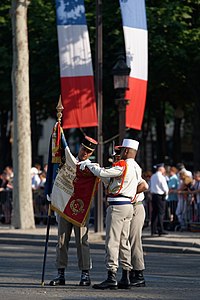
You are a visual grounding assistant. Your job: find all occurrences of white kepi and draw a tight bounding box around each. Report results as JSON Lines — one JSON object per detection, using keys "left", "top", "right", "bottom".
{"left": 121, "top": 139, "right": 139, "bottom": 151}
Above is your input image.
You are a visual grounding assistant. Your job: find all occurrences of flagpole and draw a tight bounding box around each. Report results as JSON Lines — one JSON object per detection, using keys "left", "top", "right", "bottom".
{"left": 41, "top": 204, "right": 51, "bottom": 286}
{"left": 95, "top": 0, "right": 104, "bottom": 232}
{"left": 41, "top": 96, "right": 64, "bottom": 286}
{"left": 56, "top": 95, "right": 64, "bottom": 124}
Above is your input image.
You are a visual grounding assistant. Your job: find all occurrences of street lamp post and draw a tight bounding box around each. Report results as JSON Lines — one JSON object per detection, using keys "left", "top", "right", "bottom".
{"left": 112, "top": 55, "right": 131, "bottom": 144}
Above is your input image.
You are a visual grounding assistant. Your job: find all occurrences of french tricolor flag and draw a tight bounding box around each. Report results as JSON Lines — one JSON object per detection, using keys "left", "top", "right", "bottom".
{"left": 119, "top": 0, "right": 148, "bottom": 130}
{"left": 55, "top": 0, "right": 98, "bottom": 129}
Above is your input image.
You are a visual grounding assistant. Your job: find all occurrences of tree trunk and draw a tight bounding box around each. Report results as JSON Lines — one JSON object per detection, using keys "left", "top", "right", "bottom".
{"left": 11, "top": 0, "right": 35, "bottom": 229}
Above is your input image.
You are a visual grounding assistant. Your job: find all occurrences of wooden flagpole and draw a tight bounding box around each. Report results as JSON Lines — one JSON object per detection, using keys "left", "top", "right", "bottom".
{"left": 41, "top": 96, "right": 64, "bottom": 286}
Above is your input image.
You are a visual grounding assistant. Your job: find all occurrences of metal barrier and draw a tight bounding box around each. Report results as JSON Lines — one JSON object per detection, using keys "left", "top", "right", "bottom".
{"left": 143, "top": 190, "right": 200, "bottom": 232}
{"left": 0, "top": 189, "right": 56, "bottom": 225}
{"left": 0, "top": 190, "right": 12, "bottom": 224}
{"left": 1, "top": 189, "right": 200, "bottom": 231}
{"left": 32, "top": 189, "right": 55, "bottom": 224}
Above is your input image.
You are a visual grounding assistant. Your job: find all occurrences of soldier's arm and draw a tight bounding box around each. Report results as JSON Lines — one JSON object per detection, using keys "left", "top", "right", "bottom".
{"left": 136, "top": 179, "right": 149, "bottom": 194}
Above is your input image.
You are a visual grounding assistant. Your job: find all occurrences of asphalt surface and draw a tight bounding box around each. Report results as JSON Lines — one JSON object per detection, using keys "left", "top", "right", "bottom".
{"left": 0, "top": 224, "right": 200, "bottom": 300}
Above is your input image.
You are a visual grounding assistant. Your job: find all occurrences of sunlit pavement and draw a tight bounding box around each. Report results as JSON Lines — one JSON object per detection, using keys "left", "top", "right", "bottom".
{"left": 0, "top": 224, "right": 200, "bottom": 300}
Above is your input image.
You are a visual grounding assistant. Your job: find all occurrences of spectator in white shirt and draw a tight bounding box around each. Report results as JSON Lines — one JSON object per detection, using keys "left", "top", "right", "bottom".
{"left": 150, "top": 163, "right": 169, "bottom": 236}
{"left": 31, "top": 167, "right": 41, "bottom": 190}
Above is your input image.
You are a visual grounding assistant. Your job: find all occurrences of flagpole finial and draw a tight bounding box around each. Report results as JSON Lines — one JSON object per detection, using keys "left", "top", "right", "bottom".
{"left": 56, "top": 95, "right": 64, "bottom": 123}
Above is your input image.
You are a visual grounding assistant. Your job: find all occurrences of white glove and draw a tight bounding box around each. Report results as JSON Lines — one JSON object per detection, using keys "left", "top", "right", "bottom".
{"left": 78, "top": 161, "right": 92, "bottom": 171}
{"left": 46, "top": 194, "right": 51, "bottom": 202}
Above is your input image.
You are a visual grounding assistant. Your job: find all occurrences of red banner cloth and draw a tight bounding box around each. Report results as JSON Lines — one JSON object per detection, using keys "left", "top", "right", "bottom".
{"left": 51, "top": 164, "right": 99, "bottom": 227}
{"left": 63, "top": 167, "right": 99, "bottom": 226}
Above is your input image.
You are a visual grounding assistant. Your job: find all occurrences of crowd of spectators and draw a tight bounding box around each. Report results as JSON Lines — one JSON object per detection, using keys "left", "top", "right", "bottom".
{"left": 31, "top": 163, "right": 49, "bottom": 223}
{"left": 1, "top": 161, "right": 200, "bottom": 231}
{"left": 0, "top": 163, "right": 48, "bottom": 224}
{"left": 0, "top": 166, "right": 13, "bottom": 224}
{"left": 142, "top": 163, "right": 200, "bottom": 232}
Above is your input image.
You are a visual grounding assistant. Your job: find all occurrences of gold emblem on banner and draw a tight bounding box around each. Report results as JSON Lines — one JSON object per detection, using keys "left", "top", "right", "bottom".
{"left": 70, "top": 199, "right": 85, "bottom": 215}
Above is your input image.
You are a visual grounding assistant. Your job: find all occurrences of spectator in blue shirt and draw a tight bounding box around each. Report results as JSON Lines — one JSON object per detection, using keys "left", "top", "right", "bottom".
{"left": 167, "top": 167, "right": 179, "bottom": 226}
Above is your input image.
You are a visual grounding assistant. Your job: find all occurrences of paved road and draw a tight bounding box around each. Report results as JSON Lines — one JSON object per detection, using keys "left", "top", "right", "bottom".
{"left": 0, "top": 225, "right": 200, "bottom": 300}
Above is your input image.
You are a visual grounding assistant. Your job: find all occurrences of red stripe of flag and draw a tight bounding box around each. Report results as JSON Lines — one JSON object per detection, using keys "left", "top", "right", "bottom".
{"left": 126, "top": 77, "right": 148, "bottom": 130}
{"left": 61, "top": 76, "right": 98, "bottom": 129}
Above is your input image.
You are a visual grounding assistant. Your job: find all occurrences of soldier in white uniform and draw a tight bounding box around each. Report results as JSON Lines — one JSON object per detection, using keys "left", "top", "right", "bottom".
{"left": 129, "top": 181, "right": 148, "bottom": 287}
{"left": 113, "top": 146, "right": 149, "bottom": 287}
{"left": 80, "top": 139, "right": 143, "bottom": 289}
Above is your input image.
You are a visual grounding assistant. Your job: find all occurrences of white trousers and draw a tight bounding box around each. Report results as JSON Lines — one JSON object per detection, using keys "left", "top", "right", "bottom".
{"left": 129, "top": 203, "right": 145, "bottom": 271}
{"left": 105, "top": 204, "right": 133, "bottom": 273}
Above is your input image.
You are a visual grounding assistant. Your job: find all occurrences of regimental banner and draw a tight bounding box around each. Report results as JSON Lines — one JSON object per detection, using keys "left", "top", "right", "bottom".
{"left": 50, "top": 153, "right": 99, "bottom": 227}
{"left": 55, "top": 0, "right": 98, "bottom": 128}
{"left": 119, "top": 0, "right": 148, "bottom": 130}
{"left": 45, "top": 122, "right": 67, "bottom": 198}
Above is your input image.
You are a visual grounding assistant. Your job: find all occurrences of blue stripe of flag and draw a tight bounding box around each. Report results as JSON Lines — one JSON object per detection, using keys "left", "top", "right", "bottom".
{"left": 56, "top": 0, "right": 86, "bottom": 25}
{"left": 119, "top": 0, "right": 147, "bottom": 30}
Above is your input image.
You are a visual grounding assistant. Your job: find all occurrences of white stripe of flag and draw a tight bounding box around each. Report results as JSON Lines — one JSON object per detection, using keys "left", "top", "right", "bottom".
{"left": 119, "top": 0, "right": 148, "bottom": 130}
{"left": 55, "top": 0, "right": 98, "bottom": 128}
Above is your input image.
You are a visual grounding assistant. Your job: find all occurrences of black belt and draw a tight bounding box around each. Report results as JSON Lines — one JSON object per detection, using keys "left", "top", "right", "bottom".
{"left": 107, "top": 194, "right": 132, "bottom": 199}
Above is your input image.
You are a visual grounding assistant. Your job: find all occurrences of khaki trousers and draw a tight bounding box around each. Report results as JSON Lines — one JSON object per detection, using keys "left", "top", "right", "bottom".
{"left": 105, "top": 204, "right": 133, "bottom": 273}
{"left": 129, "top": 203, "right": 145, "bottom": 270}
{"left": 56, "top": 216, "right": 91, "bottom": 270}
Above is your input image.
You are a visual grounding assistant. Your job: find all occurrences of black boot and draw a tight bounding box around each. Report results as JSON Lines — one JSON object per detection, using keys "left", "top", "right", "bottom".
{"left": 130, "top": 270, "right": 145, "bottom": 287}
{"left": 118, "top": 269, "right": 131, "bottom": 289}
{"left": 49, "top": 268, "right": 65, "bottom": 286}
{"left": 79, "top": 270, "right": 91, "bottom": 286}
{"left": 129, "top": 269, "right": 135, "bottom": 282}
{"left": 92, "top": 270, "right": 118, "bottom": 290}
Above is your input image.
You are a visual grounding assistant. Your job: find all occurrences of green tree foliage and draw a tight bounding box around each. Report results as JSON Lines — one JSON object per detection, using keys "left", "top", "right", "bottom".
{"left": 0, "top": 0, "right": 199, "bottom": 169}
{"left": 28, "top": 0, "right": 60, "bottom": 120}
{"left": 0, "top": 1, "right": 12, "bottom": 110}
{"left": 146, "top": 0, "right": 200, "bottom": 166}
{"left": 0, "top": 1, "right": 13, "bottom": 170}
{"left": 86, "top": 0, "right": 124, "bottom": 141}
{"left": 147, "top": 0, "right": 199, "bottom": 107}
